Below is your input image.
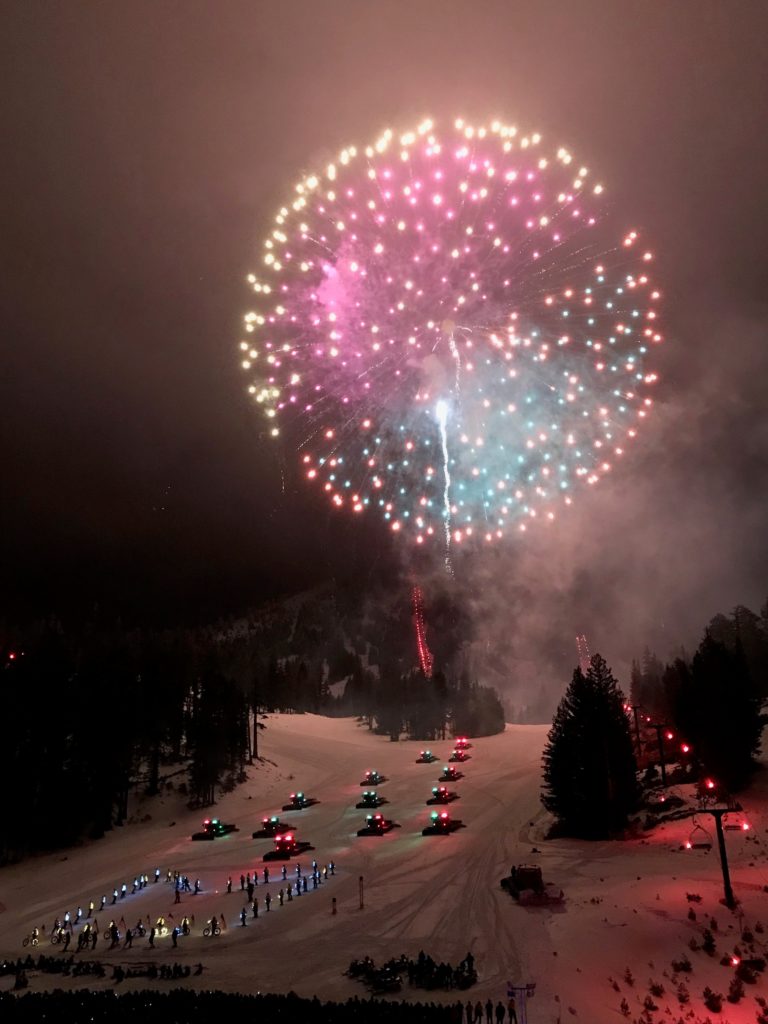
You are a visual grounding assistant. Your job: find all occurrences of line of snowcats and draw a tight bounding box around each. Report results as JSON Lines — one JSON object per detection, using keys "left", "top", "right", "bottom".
{"left": 190, "top": 738, "right": 474, "bottom": 856}
{"left": 356, "top": 739, "right": 472, "bottom": 836}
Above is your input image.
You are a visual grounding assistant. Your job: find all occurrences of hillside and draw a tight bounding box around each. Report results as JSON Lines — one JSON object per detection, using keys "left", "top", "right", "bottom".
{"left": 1, "top": 715, "right": 767, "bottom": 1022}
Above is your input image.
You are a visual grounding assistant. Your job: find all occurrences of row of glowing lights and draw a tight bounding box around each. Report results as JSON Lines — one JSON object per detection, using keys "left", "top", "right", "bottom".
{"left": 305, "top": 470, "right": 570, "bottom": 540}
{"left": 240, "top": 321, "right": 660, "bottom": 443}
{"left": 265, "top": 163, "right": 599, "bottom": 259}
{"left": 242, "top": 322, "right": 658, "bottom": 383}
{"left": 242, "top": 292, "right": 660, "bottom": 378}
{"left": 307, "top": 416, "right": 634, "bottom": 484}
{"left": 621, "top": 710, "right": 751, "bottom": 839}
{"left": 248, "top": 242, "right": 656, "bottom": 326}
{"left": 246, "top": 259, "right": 658, "bottom": 349}
{"left": 248, "top": 355, "right": 655, "bottom": 415}
{"left": 259, "top": 121, "right": 601, "bottom": 266}
{"left": 241, "top": 245, "right": 661, "bottom": 428}
{"left": 301, "top": 389, "right": 651, "bottom": 485}
{"left": 296, "top": 406, "right": 652, "bottom": 541}
{"left": 262, "top": 178, "right": 603, "bottom": 274}
{"left": 618, "top": 712, "right": 753, "bottom": 839}
{"left": 244, "top": 307, "right": 658, "bottom": 371}
{"left": 260, "top": 208, "right": 603, "bottom": 294}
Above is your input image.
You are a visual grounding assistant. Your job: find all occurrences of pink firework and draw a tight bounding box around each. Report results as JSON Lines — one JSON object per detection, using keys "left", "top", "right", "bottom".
{"left": 240, "top": 118, "right": 662, "bottom": 548}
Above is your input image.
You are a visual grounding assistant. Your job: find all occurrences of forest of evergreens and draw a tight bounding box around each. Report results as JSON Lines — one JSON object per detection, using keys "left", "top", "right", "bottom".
{"left": 0, "top": 584, "right": 503, "bottom": 863}
{"left": 541, "top": 602, "right": 768, "bottom": 838}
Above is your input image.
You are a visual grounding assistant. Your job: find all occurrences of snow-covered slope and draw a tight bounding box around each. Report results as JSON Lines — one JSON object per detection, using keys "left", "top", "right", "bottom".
{"left": 1, "top": 715, "right": 767, "bottom": 1022}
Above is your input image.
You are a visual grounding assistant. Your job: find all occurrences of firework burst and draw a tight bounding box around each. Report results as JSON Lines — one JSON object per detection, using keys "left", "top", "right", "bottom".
{"left": 240, "top": 118, "right": 662, "bottom": 549}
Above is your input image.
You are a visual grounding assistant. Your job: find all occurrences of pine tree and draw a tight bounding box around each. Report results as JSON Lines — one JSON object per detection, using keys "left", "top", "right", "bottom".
{"left": 542, "top": 654, "right": 640, "bottom": 838}
{"left": 683, "top": 635, "right": 766, "bottom": 790}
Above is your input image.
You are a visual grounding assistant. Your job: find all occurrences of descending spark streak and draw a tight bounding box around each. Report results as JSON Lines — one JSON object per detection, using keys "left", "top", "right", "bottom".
{"left": 448, "top": 333, "right": 461, "bottom": 387}
{"left": 412, "top": 584, "right": 434, "bottom": 678}
{"left": 436, "top": 399, "right": 451, "bottom": 566}
{"left": 576, "top": 633, "right": 591, "bottom": 673}
{"left": 443, "top": 319, "right": 461, "bottom": 393}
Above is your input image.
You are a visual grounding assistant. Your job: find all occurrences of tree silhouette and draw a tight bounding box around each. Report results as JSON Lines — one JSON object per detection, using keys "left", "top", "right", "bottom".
{"left": 683, "top": 635, "right": 766, "bottom": 791}
{"left": 542, "top": 654, "right": 639, "bottom": 838}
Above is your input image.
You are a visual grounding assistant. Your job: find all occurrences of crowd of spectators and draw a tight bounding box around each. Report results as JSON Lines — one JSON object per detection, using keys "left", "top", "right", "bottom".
{"left": 0, "top": 989, "right": 458, "bottom": 1022}
{"left": 0, "top": 956, "right": 204, "bottom": 990}
{"left": 348, "top": 950, "right": 477, "bottom": 993}
{"left": 407, "top": 951, "right": 477, "bottom": 991}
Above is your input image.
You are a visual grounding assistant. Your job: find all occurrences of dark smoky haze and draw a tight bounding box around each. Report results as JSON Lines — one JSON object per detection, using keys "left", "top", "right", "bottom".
{"left": 2, "top": 2, "right": 768, "bottom": 710}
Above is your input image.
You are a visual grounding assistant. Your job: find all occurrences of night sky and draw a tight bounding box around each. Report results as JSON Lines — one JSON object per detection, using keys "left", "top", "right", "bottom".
{"left": 2, "top": 2, "right": 768, "bottom": 658}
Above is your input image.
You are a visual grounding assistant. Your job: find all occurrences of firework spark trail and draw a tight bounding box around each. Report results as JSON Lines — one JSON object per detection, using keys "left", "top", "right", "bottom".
{"left": 576, "top": 633, "right": 591, "bottom": 673}
{"left": 240, "top": 117, "right": 663, "bottom": 548}
{"left": 412, "top": 584, "right": 434, "bottom": 677}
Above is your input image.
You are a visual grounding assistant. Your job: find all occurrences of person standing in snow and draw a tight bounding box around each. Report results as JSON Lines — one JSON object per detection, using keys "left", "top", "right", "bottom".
{"left": 507, "top": 995, "right": 517, "bottom": 1024}
{"left": 485, "top": 998, "right": 493, "bottom": 1023}
{"left": 240, "top": 907, "right": 247, "bottom": 927}
{"left": 495, "top": 1001, "right": 505, "bottom": 1023}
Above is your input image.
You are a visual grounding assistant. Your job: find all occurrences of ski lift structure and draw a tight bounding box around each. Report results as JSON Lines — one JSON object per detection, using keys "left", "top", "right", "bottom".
{"left": 682, "top": 782, "right": 752, "bottom": 910}
{"left": 722, "top": 810, "right": 751, "bottom": 833}
{"left": 683, "top": 817, "right": 713, "bottom": 852}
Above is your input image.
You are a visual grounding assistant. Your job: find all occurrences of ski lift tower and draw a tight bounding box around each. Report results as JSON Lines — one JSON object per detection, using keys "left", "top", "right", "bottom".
{"left": 507, "top": 982, "right": 536, "bottom": 1024}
